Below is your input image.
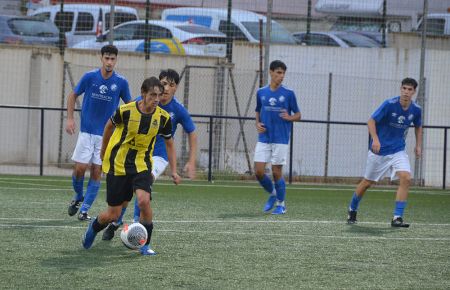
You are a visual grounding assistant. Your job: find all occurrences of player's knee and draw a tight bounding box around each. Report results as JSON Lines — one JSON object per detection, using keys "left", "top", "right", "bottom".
{"left": 137, "top": 198, "right": 150, "bottom": 211}
{"left": 398, "top": 172, "right": 412, "bottom": 185}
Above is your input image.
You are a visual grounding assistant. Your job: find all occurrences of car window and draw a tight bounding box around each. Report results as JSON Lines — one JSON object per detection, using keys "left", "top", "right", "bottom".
{"left": 108, "top": 23, "right": 137, "bottom": 40}
{"left": 105, "top": 12, "right": 137, "bottom": 30}
{"left": 8, "top": 19, "right": 59, "bottom": 37}
{"left": 310, "top": 34, "right": 339, "bottom": 46}
{"left": 335, "top": 32, "right": 379, "bottom": 47}
{"left": 33, "top": 12, "right": 51, "bottom": 21}
{"left": 176, "top": 24, "right": 224, "bottom": 36}
{"left": 55, "top": 11, "right": 74, "bottom": 33}
{"left": 417, "top": 18, "right": 445, "bottom": 35}
{"left": 75, "top": 12, "right": 94, "bottom": 32}
{"left": 218, "top": 20, "right": 247, "bottom": 41}
{"left": 242, "top": 21, "right": 297, "bottom": 44}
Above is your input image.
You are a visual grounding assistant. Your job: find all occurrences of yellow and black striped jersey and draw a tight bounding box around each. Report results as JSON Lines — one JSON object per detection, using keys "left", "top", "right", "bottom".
{"left": 102, "top": 101, "right": 172, "bottom": 175}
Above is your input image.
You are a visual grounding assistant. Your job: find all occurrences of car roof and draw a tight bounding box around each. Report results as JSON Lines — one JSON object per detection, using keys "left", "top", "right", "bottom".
{"left": 426, "top": 13, "right": 450, "bottom": 18}
{"left": 31, "top": 4, "right": 137, "bottom": 13}
{"left": 163, "top": 8, "right": 265, "bottom": 21}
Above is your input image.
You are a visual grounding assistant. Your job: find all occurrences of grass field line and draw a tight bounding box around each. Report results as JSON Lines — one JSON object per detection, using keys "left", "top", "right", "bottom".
{"left": 0, "top": 223, "right": 449, "bottom": 242}
{"left": 0, "top": 217, "right": 449, "bottom": 227}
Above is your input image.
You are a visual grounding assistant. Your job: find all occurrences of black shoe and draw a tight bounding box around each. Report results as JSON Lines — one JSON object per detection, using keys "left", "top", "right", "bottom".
{"left": 347, "top": 210, "right": 357, "bottom": 224}
{"left": 391, "top": 217, "right": 410, "bottom": 228}
{"left": 68, "top": 198, "right": 83, "bottom": 216}
{"left": 78, "top": 212, "right": 92, "bottom": 221}
{"left": 102, "top": 223, "right": 120, "bottom": 241}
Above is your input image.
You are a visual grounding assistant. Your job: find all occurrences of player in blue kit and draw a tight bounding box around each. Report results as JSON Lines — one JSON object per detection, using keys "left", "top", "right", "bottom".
{"left": 254, "top": 60, "right": 301, "bottom": 215}
{"left": 66, "top": 45, "right": 131, "bottom": 221}
{"left": 101, "top": 69, "right": 197, "bottom": 240}
{"left": 347, "top": 78, "right": 422, "bottom": 227}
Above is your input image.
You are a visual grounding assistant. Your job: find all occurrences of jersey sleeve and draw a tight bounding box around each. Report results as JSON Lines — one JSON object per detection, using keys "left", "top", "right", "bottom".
{"left": 110, "top": 108, "right": 122, "bottom": 127}
{"left": 255, "top": 90, "right": 262, "bottom": 113}
{"left": 414, "top": 107, "right": 422, "bottom": 127}
{"left": 74, "top": 73, "right": 90, "bottom": 96}
{"left": 120, "top": 80, "right": 132, "bottom": 103}
{"left": 159, "top": 115, "right": 173, "bottom": 139}
{"left": 289, "top": 91, "right": 300, "bottom": 114}
{"left": 371, "top": 100, "right": 389, "bottom": 122}
{"left": 179, "top": 106, "right": 196, "bottom": 134}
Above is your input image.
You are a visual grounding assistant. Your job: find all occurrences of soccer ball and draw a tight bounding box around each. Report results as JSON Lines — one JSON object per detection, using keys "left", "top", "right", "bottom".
{"left": 120, "top": 223, "right": 148, "bottom": 250}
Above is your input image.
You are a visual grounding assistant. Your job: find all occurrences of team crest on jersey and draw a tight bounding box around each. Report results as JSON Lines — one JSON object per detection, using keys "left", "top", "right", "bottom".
{"left": 99, "top": 85, "right": 108, "bottom": 94}
{"left": 269, "top": 97, "right": 277, "bottom": 106}
{"left": 169, "top": 112, "right": 175, "bottom": 120}
{"left": 408, "top": 114, "right": 414, "bottom": 120}
{"left": 392, "top": 113, "right": 397, "bottom": 117}
{"left": 279, "top": 95, "right": 285, "bottom": 103}
{"left": 111, "top": 84, "right": 118, "bottom": 92}
{"left": 397, "top": 116, "right": 405, "bottom": 124}
{"left": 151, "top": 119, "right": 158, "bottom": 128}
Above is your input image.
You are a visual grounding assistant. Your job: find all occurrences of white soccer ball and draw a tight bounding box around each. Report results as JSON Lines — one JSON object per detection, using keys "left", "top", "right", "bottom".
{"left": 120, "top": 223, "right": 148, "bottom": 250}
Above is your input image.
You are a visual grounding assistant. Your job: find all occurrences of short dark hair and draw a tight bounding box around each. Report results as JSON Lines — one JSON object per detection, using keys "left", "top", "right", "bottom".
{"left": 401, "top": 77, "right": 418, "bottom": 89}
{"left": 269, "top": 60, "right": 287, "bottom": 71}
{"left": 101, "top": 44, "right": 118, "bottom": 56}
{"left": 141, "top": 77, "right": 164, "bottom": 94}
{"left": 159, "top": 69, "right": 180, "bottom": 85}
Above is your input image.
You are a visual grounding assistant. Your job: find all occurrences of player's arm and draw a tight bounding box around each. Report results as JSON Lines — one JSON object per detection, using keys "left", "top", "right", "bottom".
{"left": 100, "top": 119, "right": 114, "bottom": 161}
{"left": 368, "top": 118, "right": 380, "bottom": 153}
{"left": 184, "top": 131, "right": 198, "bottom": 179}
{"left": 280, "top": 111, "right": 301, "bottom": 122}
{"left": 65, "top": 91, "right": 79, "bottom": 135}
{"left": 164, "top": 137, "right": 181, "bottom": 185}
{"left": 255, "top": 112, "right": 266, "bottom": 133}
{"left": 414, "top": 126, "right": 423, "bottom": 157}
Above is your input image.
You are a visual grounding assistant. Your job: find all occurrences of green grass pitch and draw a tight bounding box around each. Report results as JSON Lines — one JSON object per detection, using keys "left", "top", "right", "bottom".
{"left": 0, "top": 175, "right": 449, "bottom": 289}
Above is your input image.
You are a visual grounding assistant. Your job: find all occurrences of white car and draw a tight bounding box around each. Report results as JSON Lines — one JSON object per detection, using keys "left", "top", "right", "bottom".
{"left": 73, "top": 20, "right": 226, "bottom": 57}
{"left": 292, "top": 31, "right": 381, "bottom": 48}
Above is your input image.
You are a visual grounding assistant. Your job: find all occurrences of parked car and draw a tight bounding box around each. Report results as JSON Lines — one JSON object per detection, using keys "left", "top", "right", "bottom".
{"left": 0, "top": 14, "right": 59, "bottom": 46}
{"left": 415, "top": 13, "right": 450, "bottom": 36}
{"left": 74, "top": 20, "right": 227, "bottom": 57}
{"left": 292, "top": 31, "right": 381, "bottom": 48}
{"left": 28, "top": 4, "right": 138, "bottom": 47}
{"left": 161, "top": 7, "right": 297, "bottom": 44}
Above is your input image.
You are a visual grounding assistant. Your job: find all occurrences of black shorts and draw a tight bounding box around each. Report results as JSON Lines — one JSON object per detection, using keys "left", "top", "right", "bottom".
{"left": 106, "top": 171, "right": 153, "bottom": 206}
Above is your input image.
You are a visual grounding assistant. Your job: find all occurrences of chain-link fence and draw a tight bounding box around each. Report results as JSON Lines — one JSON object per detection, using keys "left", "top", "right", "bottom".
{"left": 0, "top": 0, "right": 450, "bottom": 187}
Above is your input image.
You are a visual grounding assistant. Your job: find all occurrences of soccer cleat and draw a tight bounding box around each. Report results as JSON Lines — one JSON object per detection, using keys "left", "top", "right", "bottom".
{"left": 263, "top": 195, "right": 277, "bottom": 212}
{"left": 78, "top": 212, "right": 92, "bottom": 221}
{"left": 82, "top": 221, "right": 97, "bottom": 249}
{"left": 347, "top": 210, "right": 357, "bottom": 224}
{"left": 391, "top": 217, "right": 410, "bottom": 228}
{"left": 140, "top": 245, "right": 157, "bottom": 256}
{"left": 271, "top": 205, "right": 286, "bottom": 215}
{"left": 68, "top": 198, "right": 83, "bottom": 216}
{"left": 102, "top": 223, "right": 119, "bottom": 241}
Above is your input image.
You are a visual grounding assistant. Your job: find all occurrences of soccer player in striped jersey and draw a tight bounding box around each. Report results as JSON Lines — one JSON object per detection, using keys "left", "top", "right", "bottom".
{"left": 82, "top": 77, "right": 181, "bottom": 255}
{"left": 66, "top": 45, "right": 131, "bottom": 221}
{"left": 254, "top": 60, "right": 301, "bottom": 215}
{"left": 347, "top": 78, "right": 422, "bottom": 227}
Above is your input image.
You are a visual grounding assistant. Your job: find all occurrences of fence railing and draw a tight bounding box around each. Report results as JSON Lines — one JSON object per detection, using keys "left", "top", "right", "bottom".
{"left": 0, "top": 104, "right": 448, "bottom": 189}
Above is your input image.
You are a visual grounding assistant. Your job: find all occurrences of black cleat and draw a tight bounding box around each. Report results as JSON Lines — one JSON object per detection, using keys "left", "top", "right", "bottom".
{"left": 78, "top": 212, "right": 92, "bottom": 221}
{"left": 347, "top": 210, "right": 357, "bottom": 224}
{"left": 102, "top": 223, "right": 120, "bottom": 241}
{"left": 68, "top": 198, "right": 83, "bottom": 216}
{"left": 391, "top": 217, "right": 410, "bottom": 228}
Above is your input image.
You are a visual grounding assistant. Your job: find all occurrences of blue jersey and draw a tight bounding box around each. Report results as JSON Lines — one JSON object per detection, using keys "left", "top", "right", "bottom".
{"left": 370, "top": 96, "right": 422, "bottom": 155}
{"left": 74, "top": 69, "right": 131, "bottom": 136}
{"left": 255, "top": 84, "right": 300, "bottom": 144}
{"left": 134, "top": 96, "right": 195, "bottom": 161}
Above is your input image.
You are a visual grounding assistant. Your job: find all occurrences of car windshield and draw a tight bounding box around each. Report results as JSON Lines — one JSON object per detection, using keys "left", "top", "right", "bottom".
{"left": 176, "top": 24, "right": 224, "bottom": 36}
{"left": 335, "top": 32, "right": 380, "bottom": 47}
{"left": 332, "top": 20, "right": 382, "bottom": 32}
{"left": 8, "top": 19, "right": 59, "bottom": 37}
{"left": 242, "top": 21, "right": 297, "bottom": 44}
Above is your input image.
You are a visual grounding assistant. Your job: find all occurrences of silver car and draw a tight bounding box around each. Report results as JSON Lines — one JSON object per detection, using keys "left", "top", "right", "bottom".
{"left": 0, "top": 15, "right": 59, "bottom": 46}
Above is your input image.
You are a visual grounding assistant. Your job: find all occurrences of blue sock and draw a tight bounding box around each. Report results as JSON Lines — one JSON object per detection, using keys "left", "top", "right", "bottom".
{"left": 274, "top": 178, "right": 286, "bottom": 202}
{"left": 116, "top": 207, "right": 127, "bottom": 225}
{"left": 72, "top": 175, "right": 84, "bottom": 201}
{"left": 133, "top": 198, "right": 140, "bottom": 221}
{"left": 349, "top": 192, "right": 362, "bottom": 211}
{"left": 79, "top": 179, "right": 100, "bottom": 213}
{"left": 394, "top": 201, "right": 407, "bottom": 217}
{"left": 258, "top": 174, "right": 275, "bottom": 195}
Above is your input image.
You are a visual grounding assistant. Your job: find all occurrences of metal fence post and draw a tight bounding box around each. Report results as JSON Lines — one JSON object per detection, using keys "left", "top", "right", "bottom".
{"left": 40, "top": 109, "right": 44, "bottom": 176}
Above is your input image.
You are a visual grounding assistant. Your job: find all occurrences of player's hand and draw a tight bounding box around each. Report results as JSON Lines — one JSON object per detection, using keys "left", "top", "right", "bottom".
{"left": 65, "top": 118, "right": 76, "bottom": 135}
{"left": 279, "top": 109, "right": 290, "bottom": 121}
{"left": 171, "top": 172, "right": 181, "bottom": 185}
{"left": 415, "top": 146, "right": 422, "bottom": 158}
{"left": 183, "top": 162, "right": 196, "bottom": 179}
{"left": 371, "top": 139, "right": 381, "bottom": 154}
{"left": 256, "top": 122, "right": 266, "bottom": 133}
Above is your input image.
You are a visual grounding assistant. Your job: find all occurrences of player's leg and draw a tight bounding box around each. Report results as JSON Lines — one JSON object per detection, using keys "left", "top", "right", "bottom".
{"left": 254, "top": 142, "right": 276, "bottom": 212}
{"left": 133, "top": 171, "right": 156, "bottom": 255}
{"left": 102, "top": 201, "right": 128, "bottom": 241}
{"left": 68, "top": 133, "right": 92, "bottom": 216}
{"left": 270, "top": 143, "right": 288, "bottom": 215}
{"left": 78, "top": 135, "right": 103, "bottom": 221}
{"left": 133, "top": 157, "right": 167, "bottom": 222}
{"left": 390, "top": 151, "right": 411, "bottom": 227}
